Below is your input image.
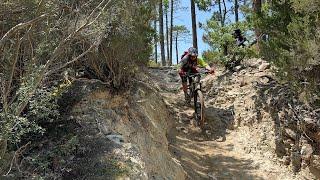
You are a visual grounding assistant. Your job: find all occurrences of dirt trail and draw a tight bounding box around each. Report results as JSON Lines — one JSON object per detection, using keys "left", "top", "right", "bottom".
{"left": 148, "top": 67, "right": 315, "bottom": 180}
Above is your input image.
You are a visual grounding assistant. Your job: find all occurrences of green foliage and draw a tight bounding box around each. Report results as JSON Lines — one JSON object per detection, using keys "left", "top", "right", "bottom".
{"left": 195, "top": 0, "right": 214, "bottom": 11}
{"left": 203, "top": 19, "right": 257, "bottom": 65}
{"left": 257, "top": 0, "right": 320, "bottom": 101}
{"left": 1, "top": 0, "right": 157, "bottom": 147}
{"left": 0, "top": 0, "right": 161, "bottom": 177}
{"left": 23, "top": 135, "right": 80, "bottom": 179}
{"left": 148, "top": 60, "right": 161, "bottom": 67}
{"left": 164, "top": 0, "right": 170, "bottom": 9}
{"left": 87, "top": 0, "right": 155, "bottom": 89}
{"left": 172, "top": 25, "right": 190, "bottom": 40}
{"left": 28, "top": 87, "right": 60, "bottom": 124}
{"left": 0, "top": 113, "right": 44, "bottom": 145}
{"left": 0, "top": 84, "right": 62, "bottom": 146}
{"left": 202, "top": 50, "right": 221, "bottom": 64}
{"left": 172, "top": 25, "right": 189, "bottom": 34}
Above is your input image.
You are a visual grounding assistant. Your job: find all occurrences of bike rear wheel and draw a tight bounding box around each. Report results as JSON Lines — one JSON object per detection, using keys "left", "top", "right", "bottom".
{"left": 194, "top": 90, "right": 205, "bottom": 129}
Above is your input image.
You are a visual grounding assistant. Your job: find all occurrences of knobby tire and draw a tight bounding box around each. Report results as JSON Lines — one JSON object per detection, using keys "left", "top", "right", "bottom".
{"left": 194, "top": 90, "right": 205, "bottom": 129}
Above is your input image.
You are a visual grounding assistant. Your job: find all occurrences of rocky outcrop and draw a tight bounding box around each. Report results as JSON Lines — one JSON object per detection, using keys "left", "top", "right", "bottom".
{"left": 206, "top": 58, "right": 320, "bottom": 177}
{"left": 57, "top": 79, "right": 185, "bottom": 179}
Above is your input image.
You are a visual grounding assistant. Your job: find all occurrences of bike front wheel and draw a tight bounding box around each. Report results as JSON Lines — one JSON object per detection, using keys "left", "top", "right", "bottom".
{"left": 194, "top": 90, "right": 205, "bottom": 129}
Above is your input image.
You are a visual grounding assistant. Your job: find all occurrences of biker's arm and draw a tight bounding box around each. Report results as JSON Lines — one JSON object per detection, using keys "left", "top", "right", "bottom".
{"left": 198, "top": 57, "right": 210, "bottom": 70}
{"left": 198, "top": 57, "right": 215, "bottom": 74}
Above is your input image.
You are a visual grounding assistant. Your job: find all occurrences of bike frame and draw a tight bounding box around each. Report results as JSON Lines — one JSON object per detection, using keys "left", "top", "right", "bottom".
{"left": 187, "top": 74, "right": 202, "bottom": 98}
{"left": 186, "top": 71, "right": 207, "bottom": 128}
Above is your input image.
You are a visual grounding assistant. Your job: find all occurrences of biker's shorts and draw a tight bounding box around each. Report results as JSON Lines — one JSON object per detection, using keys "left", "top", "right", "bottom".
{"left": 179, "top": 69, "right": 196, "bottom": 83}
{"left": 180, "top": 75, "right": 188, "bottom": 83}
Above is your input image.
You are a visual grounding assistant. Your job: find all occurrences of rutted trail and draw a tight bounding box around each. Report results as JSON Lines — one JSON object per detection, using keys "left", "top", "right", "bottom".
{"left": 148, "top": 63, "right": 317, "bottom": 180}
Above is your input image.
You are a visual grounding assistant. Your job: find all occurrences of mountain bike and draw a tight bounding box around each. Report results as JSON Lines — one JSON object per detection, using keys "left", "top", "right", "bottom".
{"left": 186, "top": 70, "right": 209, "bottom": 129}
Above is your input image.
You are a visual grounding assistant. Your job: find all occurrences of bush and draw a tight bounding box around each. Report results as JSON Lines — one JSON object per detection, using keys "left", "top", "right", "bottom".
{"left": 148, "top": 60, "right": 161, "bottom": 67}
{"left": 0, "top": 0, "right": 157, "bottom": 176}
{"left": 257, "top": 0, "right": 320, "bottom": 104}
{"left": 83, "top": 0, "right": 155, "bottom": 89}
{"left": 203, "top": 19, "right": 258, "bottom": 68}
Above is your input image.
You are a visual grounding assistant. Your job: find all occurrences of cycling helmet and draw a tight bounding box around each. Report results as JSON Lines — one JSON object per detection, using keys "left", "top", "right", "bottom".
{"left": 188, "top": 47, "right": 198, "bottom": 57}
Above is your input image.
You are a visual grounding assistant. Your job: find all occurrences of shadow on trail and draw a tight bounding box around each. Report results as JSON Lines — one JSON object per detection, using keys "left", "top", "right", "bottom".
{"left": 167, "top": 103, "right": 263, "bottom": 179}
{"left": 169, "top": 133, "right": 263, "bottom": 180}
{"left": 171, "top": 101, "right": 235, "bottom": 142}
{"left": 204, "top": 105, "right": 235, "bottom": 141}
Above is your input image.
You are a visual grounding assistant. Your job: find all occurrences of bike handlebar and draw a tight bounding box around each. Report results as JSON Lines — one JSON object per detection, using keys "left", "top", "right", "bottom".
{"left": 186, "top": 70, "right": 210, "bottom": 78}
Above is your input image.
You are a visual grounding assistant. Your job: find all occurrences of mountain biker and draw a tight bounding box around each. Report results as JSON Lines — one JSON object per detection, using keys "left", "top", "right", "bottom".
{"left": 179, "top": 47, "right": 215, "bottom": 103}
{"left": 233, "top": 29, "right": 247, "bottom": 47}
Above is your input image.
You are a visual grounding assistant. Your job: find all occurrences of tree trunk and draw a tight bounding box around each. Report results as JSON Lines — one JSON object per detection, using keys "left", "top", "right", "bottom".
{"left": 169, "top": 0, "right": 173, "bottom": 65}
{"left": 159, "top": 0, "right": 166, "bottom": 66}
{"left": 218, "top": 0, "right": 222, "bottom": 25}
{"left": 154, "top": 19, "right": 157, "bottom": 63}
{"left": 176, "top": 32, "right": 179, "bottom": 64}
{"left": 165, "top": 7, "right": 170, "bottom": 66}
{"left": 223, "top": 0, "right": 228, "bottom": 55}
{"left": 253, "top": 0, "right": 262, "bottom": 51}
{"left": 222, "top": 0, "right": 227, "bottom": 26}
{"left": 190, "top": 0, "right": 198, "bottom": 50}
{"left": 253, "top": 0, "right": 262, "bottom": 13}
{"left": 218, "top": 0, "right": 228, "bottom": 55}
{"left": 234, "top": 0, "right": 239, "bottom": 22}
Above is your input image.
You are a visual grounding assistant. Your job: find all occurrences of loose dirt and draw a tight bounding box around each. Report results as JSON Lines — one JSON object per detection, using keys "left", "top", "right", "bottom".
{"left": 148, "top": 64, "right": 316, "bottom": 180}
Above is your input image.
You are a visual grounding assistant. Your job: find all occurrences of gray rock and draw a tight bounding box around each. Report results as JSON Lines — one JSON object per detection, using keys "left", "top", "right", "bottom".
{"left": 282, "top": 155, "right": 291, "bottom": 165}
{"left": 208, "top": 172, "right": 218, "bottom": 180}
{"left": 259, "top": 63, "right": 271, "bottom": 71}
{"left": 301, "top": 144, "right": 313, "bottom": 158}
{"left": 310, "top": 155, "right": 320, "bottom": 170}
{"left": 176, "top": 126, "right": 186, "bottom": 131}
{"left": 233, "top": 65, "right": 243, "bottom": 72}
{"left": 284, "top": 128, "right": 297, "bottom": 140}
{"left": 107, "top": 134, "right": 125, "bottom": 145}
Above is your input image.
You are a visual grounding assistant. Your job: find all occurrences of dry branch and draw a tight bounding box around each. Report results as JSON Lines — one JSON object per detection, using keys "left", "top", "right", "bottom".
{"left": 0, "top": 14, "right": 48, "bottom": 48}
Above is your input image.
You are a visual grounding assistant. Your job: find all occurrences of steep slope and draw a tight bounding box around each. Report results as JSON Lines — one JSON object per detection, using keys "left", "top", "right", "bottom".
{"left": 17, "top": 60, "right": 319, "bottom": 179}
{"left": 147, "top": 59, "right": 319, "bottom": 179}
{"left": 61, "top": 79, "right": 186, "bottom": 179}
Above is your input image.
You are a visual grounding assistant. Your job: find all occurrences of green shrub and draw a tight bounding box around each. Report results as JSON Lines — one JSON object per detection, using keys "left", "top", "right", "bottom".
{"left": 257, "top": 0, "right": 320, "bottom": 103}
{"left": 84, "top": 0, "right": 155, "bottom": 89}
{"left": 203, "top": 19, "right": 258, "bottom": 67}
{"left": 148, "top": 60, "right": 161, "bottom": 67}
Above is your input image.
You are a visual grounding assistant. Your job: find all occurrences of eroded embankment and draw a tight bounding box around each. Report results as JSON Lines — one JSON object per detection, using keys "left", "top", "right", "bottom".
{"left": 44, "top": 78, "right": 186, "bottom": 179}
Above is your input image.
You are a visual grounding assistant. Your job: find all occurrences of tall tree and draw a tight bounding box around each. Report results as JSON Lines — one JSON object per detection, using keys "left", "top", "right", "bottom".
{"left": 164, "top": 0, "right": 170, "bottom": 66}
{"left": 253, "top": 0, "right": 262, "bottom": 50}
{"left": 159, "top": 0, "right": 166, "bottom": 66}
{"left": 169, "top": 0, "right": 174, "bottom": 65}
{"left": 234, "top": 0, "right": 239, "bottom": 22}
{"left": 217, "top": 0, "right": 228, "bottom": 55}
{"left": 190, "top": 0, "right": 198, "bottom": 49}
{"left": 154, "top": 19, "right": 158, "bottom": 63}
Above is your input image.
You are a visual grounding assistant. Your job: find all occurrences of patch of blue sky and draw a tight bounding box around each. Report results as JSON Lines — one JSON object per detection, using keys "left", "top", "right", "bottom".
{"left": 155, "top": 0, "right": 246, "bottom": 64}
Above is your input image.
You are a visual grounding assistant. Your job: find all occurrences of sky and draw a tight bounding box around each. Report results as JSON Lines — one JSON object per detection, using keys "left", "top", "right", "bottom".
{"left": 155, "top": 0, "right": 240, "bottom": 65}
{"left": 174, "top": 1, "right": 212, "bottom": 59}
{"left": 155, "top": 0, "right": 215, "bottom": 64}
